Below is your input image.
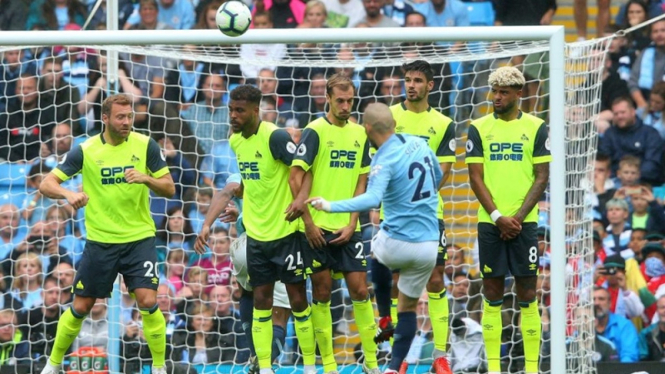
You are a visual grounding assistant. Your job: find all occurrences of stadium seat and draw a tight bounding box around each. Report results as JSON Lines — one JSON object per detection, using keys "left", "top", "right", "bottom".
{"left": 466, "top": 1, "right": 495, "bottom": 27}
{"left": 0, "top": 163, "right": 29, "bottom": 188}
{"left": 0, "top": 186, "right": 29, "bottom": 208}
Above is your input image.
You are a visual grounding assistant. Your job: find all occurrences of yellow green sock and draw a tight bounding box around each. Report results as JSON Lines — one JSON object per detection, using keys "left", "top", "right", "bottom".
{"left": 390, "top": 297, "right": 398, "bottom": 346}
{"left": 311, "top": 300, "right": 336, "bottom": 372}
{"left": 252, "top": 308, "right": 273, "bottom": 369}
{"left": 49, "top": 307, "right": 85, "bottom": 366}
{"left": 292, "top": 305, "right": 316, "bottom": 367}
{"left": 520, "top": 299, "right": 542, "bottom": 374}
{"left": 482, "top": 298, "right": 503, "bottom": 373}
{"left": 140, "top": 305, "right": 166, "bottom": 368}
{"left": 352, "top": 298, "right": 378, "bottom": 369}
{"left": 428, "top": 290, "right": 450, "bottom": 355}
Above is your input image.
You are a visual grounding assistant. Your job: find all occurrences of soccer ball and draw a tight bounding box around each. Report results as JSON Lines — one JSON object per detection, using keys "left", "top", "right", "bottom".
{"left": 216, "top": 1, "right": 252, "bottom": 37}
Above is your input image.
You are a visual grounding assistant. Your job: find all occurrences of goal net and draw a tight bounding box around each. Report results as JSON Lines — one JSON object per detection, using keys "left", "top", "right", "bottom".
{"left": 0, "top": 30, "right": 603, "bottom": 374}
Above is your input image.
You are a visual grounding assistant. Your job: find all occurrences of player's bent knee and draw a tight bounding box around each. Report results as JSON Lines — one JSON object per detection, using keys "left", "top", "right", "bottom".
{"left": 349, "top": 286, "right": 368, "bottom": 301}
{"left": 72, "top": 296, "right": 96, "bottom": 315}
{"left": 133, "top": 288, "right": 157, "bottom": 309}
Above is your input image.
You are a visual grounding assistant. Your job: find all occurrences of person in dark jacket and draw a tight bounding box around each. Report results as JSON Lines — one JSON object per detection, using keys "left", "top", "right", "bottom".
{"left": 599, "top": 96, "right": 664, "bottom": 185}
{"left": 628, "top": 184, "right": 665, "bottom": 234}
{"left": 639, "top": 294, "right": 665, "bottom": 361}
{"left": 0, "top": 308, "right": 30, "bottom": 365}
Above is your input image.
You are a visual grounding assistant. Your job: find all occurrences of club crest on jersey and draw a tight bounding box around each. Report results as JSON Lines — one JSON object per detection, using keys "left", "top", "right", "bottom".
{"left": 255, "top": 151, "right": 263, "bottom": 159}
{"left": 354, "top": 140, "right": 360, "bottom": 148}
{"left": 521, "top": 134, "right": 529, "bottom": 141}
{"left": 326, "top": 141, "right": 335, "bottom": 147}
{"left": 370, "top": 164, "right": 382, "bottom": 176}
{"left": 428, "top": 127, "right": 436, "bottom": 135}
{"left": 131, "top": 155, "right": 140, "bottom": 163}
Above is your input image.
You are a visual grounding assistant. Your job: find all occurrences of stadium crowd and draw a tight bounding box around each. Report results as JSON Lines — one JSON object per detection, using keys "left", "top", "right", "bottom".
{"left": 2, "top": 0, "right": 665, "bottom": 373}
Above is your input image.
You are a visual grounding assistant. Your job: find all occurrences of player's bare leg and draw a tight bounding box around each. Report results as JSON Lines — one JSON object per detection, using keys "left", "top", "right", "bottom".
{"left": 310, "top": 270, "right": 337, "bottom": 374}
{"left": 344, "top": 271, "right": 379, "bottom": 373}
{"left": 285, "top": 282, "right": 317, "bottom": 374}
{"left": 426, "top": 265, "right": 452, "bottom": 374}
{"left": 515, "top": 276, "right": 541, "bottom": 374}
{"left": 596, "top": 0, "right": 611, "bottom": 38}
{"left": 481, "top": 276, "right": 506, "bottom": 374}
{"left": 573, "top": 0, "right": 589, "bottom": 40}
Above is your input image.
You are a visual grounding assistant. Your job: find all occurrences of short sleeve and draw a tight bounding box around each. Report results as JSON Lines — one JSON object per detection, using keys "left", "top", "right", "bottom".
{"left": 146, "top": 138, "right": 170, "bottom": 178}
{"left": 227, "top": 173, "right": 242, "bottom": 185}
{"left": 291, "top": 128, "right": 320, "bottom": 171}
{"left": 533, "top": 122, "right": 552, "bottom": 164}
{"left": 269, "top": 129, "right": 297, "bottom": 166}
{"left": 465, "top": 125, "right": 484, "bottom": 163}
{"left": 52, "top": 145, "right": 84, "bottom": 182}
{"left": 360, "top": 139, "right": 372, "bottom": 173}
{"left": 436, "top": 122, "right": 457, "bottom": 163}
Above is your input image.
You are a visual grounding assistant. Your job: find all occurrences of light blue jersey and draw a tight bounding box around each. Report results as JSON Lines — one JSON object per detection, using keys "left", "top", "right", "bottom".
{"left": 330, "top": 134, "right": 442, "bottom": 242}
{"left": 226, "top": 173, "right": 245, "bottom": 236}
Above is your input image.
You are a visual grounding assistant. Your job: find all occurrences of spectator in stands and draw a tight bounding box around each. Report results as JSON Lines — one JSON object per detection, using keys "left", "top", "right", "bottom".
{"left": 210, "top": 284, "right": 248, "bottom": 362}
{"left": 628, "top": 228, "right": 647, "bottom": 262}
{"left": 297, "top": 0, "right": 328, "bottom": 28}
{"left": 257, "top": 68, "right": 296, "bottom": 127}
{"left": 175, "top": 266, "right": 209, "bottom": 316}
{"left": 322, "top": 0, "right": 366, "bottom": 28}
{"left": 0, "top": 0, "right": 30, "bottom": 31}
{"left": 448, "top": 317, "right": 485, "bottom": 372}
{"left": 21, "top": 163, "right": 54, "bottom": 226}
{"left": 10, "top": 252, "right": 43, "bottom": 311}
{"left": 628, "top": 185, "right": 665, "bottom": 233}
{"left": 592, "top": 153, "right": 617, "bottom": 217}
{"left": 163, "top": 45, "right": 205, "bottom": 110}
{"left": 260, "top": 96, "right": 279, "bottom": 124}
{"left": 444, "top": 244, "right": 467, "bottom": 287}
{"left": 122, "top": 308, "right": 149, "bottom": 374}
{"left": 156, "top": 283, "right": 185, "bottom": 335}
{"left": 574, "top": 0, "right": 610, "bottom": 40}
{"left": 80, "top": 52, "right": 142, "bottom": 134}
{"left": 157, "top": 0, "right": 195, "bottom": 30}
{"left": 44, "top": 123, "right": 74, "bottom": 166}
{"left": 598, "top": 97, "right": 664, "bottom": 186}
{"left": 189, "top": 187, "right": 214, "bottom": 234}
{"left": 197, "top": 227, "right": 232, "bottom": 289}
{"left": 199, "top": 140, "right": 239, "bottom": 188}
{"left": 0, "top": 49, "right": 34, "bottom": 113}
{"left": 588, "top": 46, "right": 630, "bottom": 134}
{"left": 611, "top": 154, "right": 641, "bottom": 191}
{"left": 494, "top": 0, "right": 556, "bottom": 27}
{"left": 120, "top": 50, "right": 167, "bottom": 100}
{"left": 404, "top": 291, "right": 433, "bottom": 365}
{"left": 240, "top": 12, "right": 287, "bottom": 81}
{"left": 413, "top": 0, "right": 469, "bottom": 41}
{"left": 381, "top": 0, "right": 413, "bottom": 26}
{"left": 642, "top": 81, "right": 665, "bottom": 139}
{"left": 58, "top": 34, "right": 94, "bottom": 99}
{"left": 173, "top": 303, "right": 231, "bottom": 364}
{"left": 194, "top": 0, "right": 222, "bottom": 29}
{"left": 45, "top": 205, "right": 85, "bottom": 265}
{"left": 594, "top": 286, "right": 639, "bottom": 363}
{"left": 620, "top": 0, "right": 652, "bottom": 54}
{"left": 156, "top": 134, "right": 195, "bottom": 202}
{"left": 25, "top": 0, "right": 87, "bottom": 31}
{"left": 39, "top": 56, "right": 82, "bottom": 130}
{"left": 644, "top": 242, "right": 665, "bottom": 294}
{"left": 0, "top": 74, "right": 56, "bottom": 162}
{"left": 157, "top": 206, "right": 196, "bottom": 255}
{"left": 72, "top": 298, "right": 109, "bottom": 351}
{"left": 0, "top": 204, "right": 24, "bottom": 263}
{"left": 253, "top": 0, "right": 304, "bottom": 29}
{"left": 449, "top": 272, "right": 482, "bottom": 323}
{"left": 0, "top": 309, "right": 29, "bottom": 365}
{"left": 598, "top": 254, "right": 645, "bottom": 319}
{"left": 20, "top": 276, "right": 63, "bottom": 361}
{"left": 603, "top": 198, "right": 633, "bottom": 256}
{"left": 125, "top": 0, "right": 172, "bottom": 30}
{"left": 294, "top": 73, "right": 327, "bottom": 127}
{"left": 640, "top": 294, "right": 665, "bottom": 361}
{"left": 628, "top": 19, "right": 665, "bottom": 111}
{"left": 53, "top": 261, "right": 74, "bottom": 305}
{"left": 378, "top": 73, "right": 403, "bottom": 106}
{"left": 537, "top": 266, "right": 551, "bottom": 307}
{"left": 182, "top": 72, "right": 229, "bottom": 154}
{"left": 357, "top": 0, "right": 399, "bottom": 27}
{"left": 86, "top": 0, "right": 135, "bottom": 30}
{"left": 161, "top": 248, "right": 188, "bottom": 294}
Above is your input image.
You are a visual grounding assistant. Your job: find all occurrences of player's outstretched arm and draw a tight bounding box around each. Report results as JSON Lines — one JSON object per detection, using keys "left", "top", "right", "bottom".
{"left": 468, "top": 163, "right": 521, "bottom": 239}
{"left": 125, "top": 170, "right": 175, "bottom": 198}
{"left": 39, "top": 173, "right": 88, "bottom": 210}
{"left": 330, "top": 172, "right": 368, "bottom": 245}
{"left": 194, "top": 180, "right": 241, "bottom": 254}
{"left": 514, "top": 163, "right": 549, "bottom": 223}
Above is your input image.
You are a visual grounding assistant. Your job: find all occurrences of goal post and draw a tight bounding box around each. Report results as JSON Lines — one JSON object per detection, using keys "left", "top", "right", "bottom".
{"left": 0, "top": 25, "right": 599, "bottom": 374}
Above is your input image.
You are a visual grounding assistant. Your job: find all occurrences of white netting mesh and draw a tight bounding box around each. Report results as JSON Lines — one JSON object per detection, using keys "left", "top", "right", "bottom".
{"left": 0, "top": 35, "right": 604, "bottom": 374}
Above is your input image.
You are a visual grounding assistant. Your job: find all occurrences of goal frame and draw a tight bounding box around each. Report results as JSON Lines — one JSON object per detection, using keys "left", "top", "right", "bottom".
{"left": 1, "top": 25, "right": 567, "bottom": 374}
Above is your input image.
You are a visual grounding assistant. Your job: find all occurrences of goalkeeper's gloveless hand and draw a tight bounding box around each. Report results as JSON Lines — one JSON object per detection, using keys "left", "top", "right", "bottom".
{"left": 307, "top": 197, "right": 331, "bottom": 212}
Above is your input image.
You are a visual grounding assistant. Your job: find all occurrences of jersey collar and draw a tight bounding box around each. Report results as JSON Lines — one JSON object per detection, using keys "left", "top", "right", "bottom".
{"left": 493, "top": 110, "right": 523, "bottom": 120}
{"left": 323, "top": 115, "right": 348, "bottom": 126}
{"left": 400, "top": 102, "right": 431, "bottom": 112}
{"left": 100, "top": 132, "right": 130, "bottom": 145}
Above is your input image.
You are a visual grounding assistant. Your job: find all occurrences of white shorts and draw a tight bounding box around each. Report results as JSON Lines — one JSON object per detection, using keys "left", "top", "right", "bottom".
{"left": 371, "top": 230, "right": 438, "bottom": 299}
{"left": 230, "top": 233, "right": 290, "bottom": 309}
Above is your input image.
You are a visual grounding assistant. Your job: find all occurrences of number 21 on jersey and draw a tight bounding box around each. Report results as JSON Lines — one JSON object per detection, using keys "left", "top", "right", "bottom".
{"left": 408, "top": 156, "right": 437, "bottom": 202}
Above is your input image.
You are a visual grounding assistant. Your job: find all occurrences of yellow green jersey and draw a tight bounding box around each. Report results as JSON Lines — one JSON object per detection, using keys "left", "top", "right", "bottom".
{"left": 53, "top": 132, "right": 170, "bottom": 243}
{"left": 230, "top": 121, "right": 298, "bottom": 241}
{"left": 388, "top": 103, "right": 457, "bottom": 220}
{"left": 465, "top": 111, "right": 552, "bottom": 224}
{"left": 292, "top": 117, "right": 371, "bottom": 232}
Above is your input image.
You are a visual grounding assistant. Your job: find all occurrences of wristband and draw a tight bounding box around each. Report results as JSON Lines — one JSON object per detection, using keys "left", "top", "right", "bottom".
{"left": 490, "top": 210, "right": 502, "bottom": 223}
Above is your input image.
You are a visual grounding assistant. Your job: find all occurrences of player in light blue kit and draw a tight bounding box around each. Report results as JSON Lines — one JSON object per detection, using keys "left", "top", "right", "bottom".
{"left": 194, "top": 174, "right": 290, "bottom": 374}
{"left": 309, "top": 102, "right": 442, "bottom": 374}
